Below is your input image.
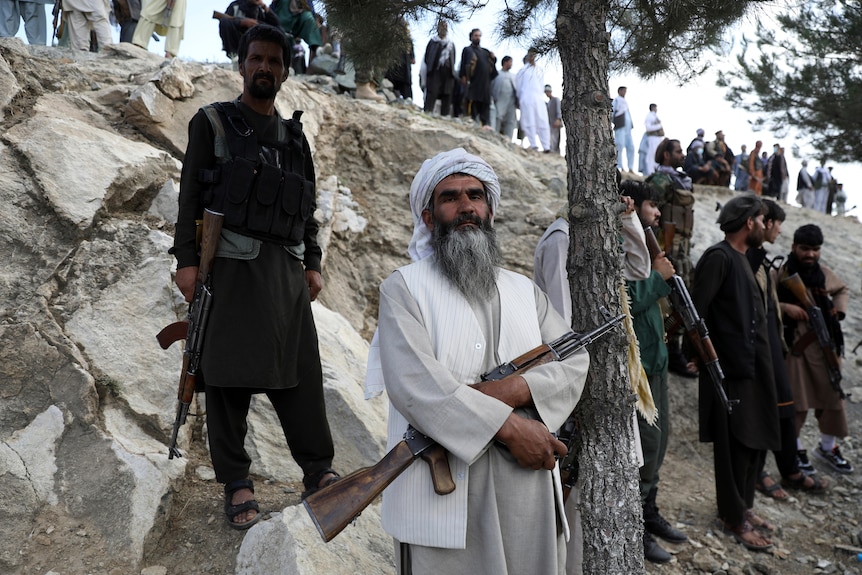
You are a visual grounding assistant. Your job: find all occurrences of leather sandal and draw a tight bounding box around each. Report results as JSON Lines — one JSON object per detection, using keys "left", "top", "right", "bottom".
{"left": 715, "top": 518, "right": 772, "bottom": 551}
{"left": 755, "top": 471, "right": 788, "bottom": 501}
{"left": 744, "top": 509, "right": 775, "bottom": 533}
{"left": 301, "top": 467, "right": 341, "bottom": 500}
{"left": 224, "top": 478, "right": 261, "bottom": 531}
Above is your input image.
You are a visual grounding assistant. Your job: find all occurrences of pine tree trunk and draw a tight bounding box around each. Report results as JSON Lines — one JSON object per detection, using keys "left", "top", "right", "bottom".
{"left": 556, "top": 1, "right": 645, "bottom": 573}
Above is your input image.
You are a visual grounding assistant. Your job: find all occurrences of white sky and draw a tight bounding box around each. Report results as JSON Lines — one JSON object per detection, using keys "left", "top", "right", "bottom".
{"left": 16, "top": 0, "right": 862, "bottom": 219}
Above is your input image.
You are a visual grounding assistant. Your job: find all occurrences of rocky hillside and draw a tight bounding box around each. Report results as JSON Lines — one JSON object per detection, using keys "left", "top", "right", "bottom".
{"left": 1, "top": 38, "right": 860, "bottom": 575}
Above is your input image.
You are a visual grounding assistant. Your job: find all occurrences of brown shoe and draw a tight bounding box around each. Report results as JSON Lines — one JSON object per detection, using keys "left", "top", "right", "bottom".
{"left": 355, "top": 82, "right": 384, "bottom": 101}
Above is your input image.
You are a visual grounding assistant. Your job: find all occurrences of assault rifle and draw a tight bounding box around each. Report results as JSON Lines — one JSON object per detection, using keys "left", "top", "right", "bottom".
{"left": 303, "top": 307, "right": 624, "bottom": 543}
{"left": 644, "top": 227, "right": 738, "bottom": 414}
{"left": 51, "top": 2, "right": 62, "bottom": 43}
{"left": 212, "top": 10, "right": 249, "bottom": 23}
{"left": 780, "top": 273, "right": 845, "bottom": 399}
{"left": 156, "top": 209, "right": 224, "bottom": 459}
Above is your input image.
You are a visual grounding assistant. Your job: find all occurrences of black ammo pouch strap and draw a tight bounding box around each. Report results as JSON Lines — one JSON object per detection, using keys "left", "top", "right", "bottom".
{"left": 197, "top": 101, "right": 315, "bottom": 244}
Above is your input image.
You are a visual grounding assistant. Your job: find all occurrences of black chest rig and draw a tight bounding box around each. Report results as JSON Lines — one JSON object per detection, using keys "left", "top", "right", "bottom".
{"left": 198, "top": 100, "right": 315, "bottom": 245}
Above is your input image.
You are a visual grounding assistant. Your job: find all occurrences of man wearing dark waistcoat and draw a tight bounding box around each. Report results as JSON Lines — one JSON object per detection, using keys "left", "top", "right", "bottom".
{"left": 692, "top": 194, "right": 780, "bottom": 552}
{"left": 459, "top": 28, "right": 497, "bottom": 127}
{"left": 172, "top": 24, "right": 337, "bottom": 531}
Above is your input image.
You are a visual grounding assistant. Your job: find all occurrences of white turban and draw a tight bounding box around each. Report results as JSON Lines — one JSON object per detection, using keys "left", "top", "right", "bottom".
{"left": 407, "top": 148, "right": 502, "bottom": 261}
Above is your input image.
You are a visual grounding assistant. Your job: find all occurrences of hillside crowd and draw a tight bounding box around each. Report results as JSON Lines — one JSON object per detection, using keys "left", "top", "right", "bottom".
{"left": 612, "top": 87, "right": 848, "bottom": 216}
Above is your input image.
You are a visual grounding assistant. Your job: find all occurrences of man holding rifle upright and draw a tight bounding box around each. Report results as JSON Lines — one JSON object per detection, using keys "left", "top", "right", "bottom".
{"left": 172, "top": 24, "right": 337, "bottom": 530}
{"left": 369, "top": 148, "right": 589, "bottom": 574}
{"left": 646, "top": 138, "right": 699, "bottom": 379}
{"left": 776, "top": 224, "right": 852, "bottom": 474}
{"left": 622, "top": 181, "right": 688, "bottom": 564}
{"left": 692, "top": 194, "right": 780, "bottom": 552}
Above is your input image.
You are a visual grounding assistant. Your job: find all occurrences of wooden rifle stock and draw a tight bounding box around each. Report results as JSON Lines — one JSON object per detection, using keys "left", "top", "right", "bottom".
{"left": 303, "top": 308, "right": 623, "bottom": 542}
{"left": 780, "top": 273, "right": 845, "bottom": 398}
{"left": 644, "top": 227, "right": 737, "bottom": 413}
{"left": 643, "top": 225, "right": 662, "bottom": 261}
{"left": 661, "top": 221, "right": 676, "bottom": 262}
{"left": 158, "top": 209, "right": 224, "bottom": 459}
{"left": 156, "top": 320, "right": 187, "bottom": 349}
{"left": 303, "top": 431, "right": 448, "bottom": 542}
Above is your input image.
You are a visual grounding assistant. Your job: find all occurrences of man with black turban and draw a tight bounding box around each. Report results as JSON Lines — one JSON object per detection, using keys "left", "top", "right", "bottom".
{"left": 776, "top": 224, "right": 852, "bottom": 474}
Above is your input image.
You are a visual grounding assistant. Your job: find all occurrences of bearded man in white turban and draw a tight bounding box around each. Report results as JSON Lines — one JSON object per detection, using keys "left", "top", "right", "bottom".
{"left": 366, "top": 148, "right": 590, "bottom": 574}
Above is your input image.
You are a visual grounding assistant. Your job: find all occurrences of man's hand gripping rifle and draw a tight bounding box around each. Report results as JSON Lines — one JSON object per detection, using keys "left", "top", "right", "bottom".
{"left": 644, "top": 227, "right": 738, "bottom": 413}
{"left": 155, "top": 209, "right": 224, "bottom": 459}
{"left": 302, "top": 307, "right": 623, "bottom": 543}
{"left": 780, "top": 273, "right": 845, "bottom": 399}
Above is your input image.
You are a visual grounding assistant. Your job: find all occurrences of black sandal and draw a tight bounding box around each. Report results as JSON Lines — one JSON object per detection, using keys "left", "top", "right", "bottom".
{"left": 224, "top": 478, "right": 261, "bottom": 530}
{"left": 301, "top": 468, "right": 341, "bottom": 500}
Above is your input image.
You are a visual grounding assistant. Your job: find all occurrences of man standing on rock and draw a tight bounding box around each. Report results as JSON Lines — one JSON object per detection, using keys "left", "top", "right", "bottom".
{"left": 0, "top": 0, "right": 53, "bottom": 45}
{"left": 420, "top": 19, "right": 456, "bottom": 117}
{"left": 692, "top": 194, "right": 780, "bottom": 552}
{"left": 491, "top": 55, "right": 517, "bottom": 141}
{"left": 515, "top": 49, "right": 550, "bottom": 151}
{"left": 371, "top": 148, "right": 589, "bottom": 573}
{"left": 61, "top": 0, "right": 113, "bottom": 51}
{"left": 459, "top": 28, "right": 497, "bottom": 127}
{"left": 132, "top": 0, "right": 186, "bottom": 58}
{"left": 776, "top": 224, "right": 853, "bottom": 474}
{"left": 643, "top": 103, "right": 664, "bottom": 176}
{"left": 612, "top": 86, "right": 635, "bottom": 174}
{"left": 172, "top": 24, "right": 337, "bottom": 531}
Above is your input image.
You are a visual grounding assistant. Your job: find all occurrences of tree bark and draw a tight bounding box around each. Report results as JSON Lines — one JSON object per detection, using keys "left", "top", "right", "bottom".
{"left": 557, "top": 1, "right": 645, "bottom": 573}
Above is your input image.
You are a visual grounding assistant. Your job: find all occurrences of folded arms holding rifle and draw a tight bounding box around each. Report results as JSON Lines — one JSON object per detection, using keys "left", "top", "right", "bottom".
{"left": 303, "top": 308, "right": 621, "bottom": 542}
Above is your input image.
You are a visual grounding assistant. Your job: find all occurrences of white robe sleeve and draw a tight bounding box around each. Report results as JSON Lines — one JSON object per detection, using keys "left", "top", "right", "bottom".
{"left": 378, "top": 272, "right": 513, "bottom": 464}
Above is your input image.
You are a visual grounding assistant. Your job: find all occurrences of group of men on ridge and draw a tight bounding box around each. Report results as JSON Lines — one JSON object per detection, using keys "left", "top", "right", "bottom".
{"left": 421, "top": 21, "right": 563, "bottom": 153}
{"left": 613, "top": 87, "right": 847, "bottom": 219}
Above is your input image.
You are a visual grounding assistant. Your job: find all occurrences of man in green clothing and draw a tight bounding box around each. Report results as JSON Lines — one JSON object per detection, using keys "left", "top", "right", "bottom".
{"left": 270, "top": 0, "right": 321, "bottom": 55}
{"left": 622, "top": 181, "right": 689, "bottom": 563}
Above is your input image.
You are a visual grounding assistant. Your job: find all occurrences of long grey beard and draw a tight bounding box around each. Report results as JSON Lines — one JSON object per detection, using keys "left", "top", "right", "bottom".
{"left": 432, "top": 215, "right": 501, "bottom": 303}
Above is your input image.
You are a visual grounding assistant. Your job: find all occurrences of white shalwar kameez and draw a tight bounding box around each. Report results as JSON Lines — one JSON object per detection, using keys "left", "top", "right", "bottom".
{"left": 643, "top": 110, "right": 664, "bottom": 176}
{"left": 515, "top": 63, "right": 550, "bottom": 151}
